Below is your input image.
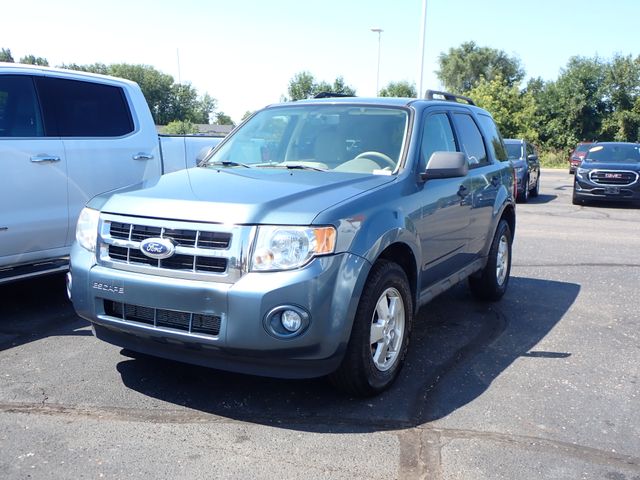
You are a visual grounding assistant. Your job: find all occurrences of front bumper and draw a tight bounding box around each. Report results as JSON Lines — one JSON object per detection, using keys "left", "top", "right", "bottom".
{"left": 70, "top": 244, "right": 371, "bottom": 378}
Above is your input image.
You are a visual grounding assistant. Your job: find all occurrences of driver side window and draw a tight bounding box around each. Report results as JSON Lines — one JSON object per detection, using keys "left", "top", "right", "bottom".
{"left": 419, "top": 113, "right": 457, "bottom": 170}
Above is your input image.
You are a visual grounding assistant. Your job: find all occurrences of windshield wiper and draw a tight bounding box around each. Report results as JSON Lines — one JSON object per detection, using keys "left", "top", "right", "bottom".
{"left": 282, "top": 164, "right": 327, "bottom": 172}
{"left": 207, "top": 160, "right": 252, "bottom": 169}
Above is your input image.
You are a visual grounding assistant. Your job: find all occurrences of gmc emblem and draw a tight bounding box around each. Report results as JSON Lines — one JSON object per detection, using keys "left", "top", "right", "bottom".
{"left": 605, "top": 173, "right": 622, "bottom": 179}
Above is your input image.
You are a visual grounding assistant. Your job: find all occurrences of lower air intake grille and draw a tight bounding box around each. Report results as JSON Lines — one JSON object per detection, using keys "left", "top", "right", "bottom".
{"left": 104, "top": 300, "right": 221, "bottom": 336}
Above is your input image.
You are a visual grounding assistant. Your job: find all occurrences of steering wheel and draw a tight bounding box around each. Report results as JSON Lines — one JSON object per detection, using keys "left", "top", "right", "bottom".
{"left": 353, "top": 151, "right": 396, "bottom": 169}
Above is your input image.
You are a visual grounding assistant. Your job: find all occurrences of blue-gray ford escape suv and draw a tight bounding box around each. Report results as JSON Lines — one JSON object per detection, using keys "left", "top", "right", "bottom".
{"left": 69, "top": 91, "right": 516, "bottom": 396}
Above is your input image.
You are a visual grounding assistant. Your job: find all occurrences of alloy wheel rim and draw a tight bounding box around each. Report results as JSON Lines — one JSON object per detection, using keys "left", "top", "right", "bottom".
{"left": 496, "top": 235, "right": 509, "bottom": 286}
{"left": 369, "top": 287, "right": 405, "bottom": 372}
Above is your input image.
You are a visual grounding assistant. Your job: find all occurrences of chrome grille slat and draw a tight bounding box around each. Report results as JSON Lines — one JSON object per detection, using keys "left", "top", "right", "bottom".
{"left": 98, "top": 214, "right": 252, "bottom": 283}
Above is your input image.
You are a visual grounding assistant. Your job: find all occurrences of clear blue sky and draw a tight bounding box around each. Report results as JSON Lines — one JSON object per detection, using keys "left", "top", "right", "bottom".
{"left": 3, "top": 0, "right": 639, "bottom": 122}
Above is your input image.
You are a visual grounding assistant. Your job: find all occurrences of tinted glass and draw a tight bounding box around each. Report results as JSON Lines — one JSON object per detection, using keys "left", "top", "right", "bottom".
{"left": 585, "top": 144, "right": 640, "bottom": 163}
{"left": 477, "top": 113, "right": 507, "bottom": 161}
{"left": 0, "top": 75, "right": 44, "bottom": 137}
{"left": 453, "top": 113, "right": 488, "bottom": 167}
{"left": 36, "top": 77, "right": 133, "bottom": 137}
{"left": 419, "top": 113, "right": 457, "bottom": 169}
{"left": 505, "top": 143, "right": 522, "bottom": 160}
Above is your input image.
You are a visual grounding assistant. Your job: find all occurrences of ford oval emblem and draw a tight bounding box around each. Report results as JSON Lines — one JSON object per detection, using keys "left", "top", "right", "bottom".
{"left": 140, "top": 238, "right": 175, "bottom": 260}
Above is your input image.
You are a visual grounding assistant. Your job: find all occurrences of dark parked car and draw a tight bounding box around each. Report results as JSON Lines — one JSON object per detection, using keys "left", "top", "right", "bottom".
{"left": 504, "top": 139, "right": 540, "bottom": 202}
{"left": 568, "top": 142, "right": 592, "bottom": 174}
{"left": 572, "top": 142, "right": 640, "bottom": 205}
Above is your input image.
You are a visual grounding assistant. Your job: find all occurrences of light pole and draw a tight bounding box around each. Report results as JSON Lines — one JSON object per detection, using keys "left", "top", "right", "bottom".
{"left": 417, "top": 0, "right": 427, "bottom": 98}
{"left": 371, "top": 27, "right": 383, "bottom": 96}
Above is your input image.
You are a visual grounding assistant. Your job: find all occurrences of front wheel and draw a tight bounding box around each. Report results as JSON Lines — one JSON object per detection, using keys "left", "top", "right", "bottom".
{"left": 329, "top": 260, "right": 413, "bottom": 396}
{"left": 469, "top": 219, "right": 512, "bottom": 301}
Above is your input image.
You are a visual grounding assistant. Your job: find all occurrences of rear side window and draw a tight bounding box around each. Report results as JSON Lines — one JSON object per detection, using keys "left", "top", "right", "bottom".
{"left": 36, "top": 77, "right": 134, "bottom": 137}
{"left": 0, "top": 75, "right": 44, "bottom": 137}
{"left": 476, "top": 113, "right": 508, "bottom": 161}
{"left": 453, "top": 113, "right": 489, "bottom": 167}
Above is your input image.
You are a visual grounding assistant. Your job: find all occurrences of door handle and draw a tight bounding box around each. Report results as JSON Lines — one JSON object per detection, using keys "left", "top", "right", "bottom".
{"left": 133, "top": 153, "right": 154, "bottom": 161}
{"left": 30, "top": 155, "right": 61, "bottom": 163}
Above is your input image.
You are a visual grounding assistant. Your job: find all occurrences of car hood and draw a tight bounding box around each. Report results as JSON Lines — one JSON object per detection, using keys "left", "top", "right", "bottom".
{"left": 580, "top": 161, "right": 640, "bottom": 171}
{"left": 89, "top": 166, "right": 396, "bottom": 225}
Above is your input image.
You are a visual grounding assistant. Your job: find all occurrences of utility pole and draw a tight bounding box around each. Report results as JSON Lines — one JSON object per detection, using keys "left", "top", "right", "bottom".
{"left": 371, "top": 28, "right": 383, "bottom": 96}
{"left": 417, "top": 0, "right": 427, "bottom": 98}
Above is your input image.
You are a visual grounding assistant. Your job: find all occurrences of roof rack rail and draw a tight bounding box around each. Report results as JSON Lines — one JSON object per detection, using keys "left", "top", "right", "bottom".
{"left": 425, "top": 90, "right": 476, "bottom": 106}
{"left": 313, "top": 92, "right": 355, "bottom": 99}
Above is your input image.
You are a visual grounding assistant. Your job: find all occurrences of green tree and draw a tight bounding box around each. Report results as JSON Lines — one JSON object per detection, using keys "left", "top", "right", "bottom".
{"left": 437, "top": 41, "right": 524, "bottom": 94}
{"left": 286, "top": 71, "right": 356, "bottom": 100}
{"left": 379, "top": 81, "right": 417, "bottom": 98}
{"left": 214, "top": 112, "right": 234, "bottom": 126}
{"left": 60, "top": 62, "right": 109, "bottom": 74}
{"left": 19, "top": 54, "right": 49, "bottom": 66}
{"left": 0, "top": 48, "right": 14, "bottom": 62}
{"left": 241, "top": 110, "right": 254, "bottom": 121}
{"left": 163, "top": 120, "right": 198, "bottom": 134}
{"left": 465, "top": 75, "right": 538, "bottom": 142}
{"left": 600, "top": 55, "right": 640, "bottom": 141}
{"left": 535, "top": 56, "right": 607, "bottom": 151}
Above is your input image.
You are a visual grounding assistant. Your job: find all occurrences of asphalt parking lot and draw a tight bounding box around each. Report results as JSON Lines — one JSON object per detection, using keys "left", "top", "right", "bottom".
{"left": 1, "top": 169, "right": 639, "bottom": 480}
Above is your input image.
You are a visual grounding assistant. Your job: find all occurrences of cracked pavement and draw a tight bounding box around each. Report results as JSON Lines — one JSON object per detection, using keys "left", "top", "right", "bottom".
{"left": 0, "top": 169, "right": 639, "bottom": 479}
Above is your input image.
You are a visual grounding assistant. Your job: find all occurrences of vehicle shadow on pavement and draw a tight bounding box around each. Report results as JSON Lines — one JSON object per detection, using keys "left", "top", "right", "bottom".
{"left": 0, "top": 274, "right": 91, "bottom": 351}
{"left": 115, "top": 276, "right": 580, "bottom": 433}
{"left": 525, "top": 194, "right": 557, "bottom": 204}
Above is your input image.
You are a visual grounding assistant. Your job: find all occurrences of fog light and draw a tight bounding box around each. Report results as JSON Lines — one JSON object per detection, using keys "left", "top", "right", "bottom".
{"left": 264, "top": 305, "right": 310, "bottom": 339}
{"left": 281, "top": 310, "right": 302, "bottom": 332}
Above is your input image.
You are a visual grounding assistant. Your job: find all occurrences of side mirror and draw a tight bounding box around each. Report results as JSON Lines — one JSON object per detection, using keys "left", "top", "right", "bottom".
{"left": 421, "top": 151, "right": 468, "bottom": 181}
{"left": 527, "top": 154, "right": 538, "bottom": 162}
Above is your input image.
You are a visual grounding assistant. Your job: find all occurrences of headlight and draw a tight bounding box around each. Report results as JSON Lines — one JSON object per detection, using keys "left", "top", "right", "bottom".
{"left": 576, "top": 167, "right": 588, "bottom": 178}
{"left": 250, "top": 226, "right": 336, "bottom": 271}
{"left": 75, "top": 207, "right": 100, "bottom": 252}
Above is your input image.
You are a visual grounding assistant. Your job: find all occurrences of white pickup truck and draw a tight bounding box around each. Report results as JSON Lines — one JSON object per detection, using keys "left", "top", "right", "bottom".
{"left": 0, "top": 63, "right": 222, "bottom": 283}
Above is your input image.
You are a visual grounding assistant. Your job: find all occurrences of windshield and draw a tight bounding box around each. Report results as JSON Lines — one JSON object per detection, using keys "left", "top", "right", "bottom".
{"left": 505, "top": 143, "right": 522, "bottom": 160}
{"left": 204, "top": 105, "right": 409, "bottom": 174}
{"left": 585, "top": 144, "right": 640, "bottom": 163}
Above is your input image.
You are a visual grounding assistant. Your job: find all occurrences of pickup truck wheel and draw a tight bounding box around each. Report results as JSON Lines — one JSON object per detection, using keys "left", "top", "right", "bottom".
{"left": 469, "top": 219, "right": 512, "bottom": 301}
{"left": 329, "top": 260, "right": 413, "bottom": 396}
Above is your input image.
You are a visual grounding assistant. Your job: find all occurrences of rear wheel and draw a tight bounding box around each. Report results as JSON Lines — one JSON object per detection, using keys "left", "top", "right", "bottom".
{"left": 517, "top": 177, "right": 529, "bottom": 203}
{"left": 329, "top": 260, "right": 413, "bottom": 396}
{"left": 469, "top": 219, "right": 512, "bottom": 301}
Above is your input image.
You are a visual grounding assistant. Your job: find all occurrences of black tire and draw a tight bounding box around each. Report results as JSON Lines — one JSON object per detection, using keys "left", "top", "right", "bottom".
{"left": 469, "top": 219, "right": 512, "bottom": 302}
{"left": 329, "top": 260, "right": 413, "bottom": 397}
{"left": 572, "top": 181, "right": 584, "bottom": 205}
{"left": 529, "top": 175, "right": 540, "bottom": 198}
{"left": 517, "top": 177, "right": 529, "bottom": 203}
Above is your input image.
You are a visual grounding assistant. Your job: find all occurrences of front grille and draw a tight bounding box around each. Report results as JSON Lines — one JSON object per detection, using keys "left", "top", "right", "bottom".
{"left": 589, "top": 170, "right": 638, "bottom": 186}
{"left": 101, "top": 219, "right": 235, "bottom": 277}
{"left": 104, "top": 300, "right": 221, "bottom": 336}
{"left": 110, "top": 222, "right": 231, "bottom": 249}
